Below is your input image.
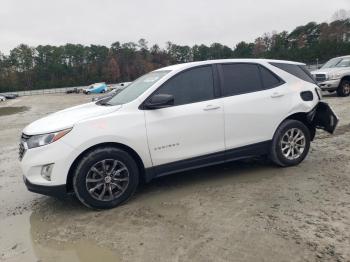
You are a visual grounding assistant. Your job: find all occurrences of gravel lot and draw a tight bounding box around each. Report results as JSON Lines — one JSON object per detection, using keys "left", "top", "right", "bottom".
{"left": 0, "top": 93, "right": 350, "bottom": 262}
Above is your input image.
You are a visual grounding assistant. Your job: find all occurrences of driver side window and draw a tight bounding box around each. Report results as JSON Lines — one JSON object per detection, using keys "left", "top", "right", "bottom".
{"left": 153, "top": 66, "right": 215, "bottom": 106}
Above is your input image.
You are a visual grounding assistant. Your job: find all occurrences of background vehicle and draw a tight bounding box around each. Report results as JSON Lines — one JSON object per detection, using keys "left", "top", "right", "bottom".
{"left": 20, "top": 59, "right": 338, "bottom": 209}
{"left": 0, "top": 93, "right": 18, "bottom": 99}
{"left": 311, "top": 55, "right": 350, "bottom": 96}
{"left": 0, "top": 95, "right": 6, "bottom": 102}
{"left": 66, "top": 88, "right": 81, "bottom": 94}
{"left": 83, "top": 83, "right": 108, "bottom": 94}
{"left": 91, "top": 84, "right": 129, "bottom": 102}
{"left": 110, "top": 82, "right": 132, "bottom": 90}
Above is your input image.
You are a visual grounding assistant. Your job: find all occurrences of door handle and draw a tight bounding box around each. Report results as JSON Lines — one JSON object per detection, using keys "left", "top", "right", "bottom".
{"left": 271, "top": 92, "right": 284, "bottom": 98}
{"left": 203, "top": 105, "right": 220, "bottom": 111}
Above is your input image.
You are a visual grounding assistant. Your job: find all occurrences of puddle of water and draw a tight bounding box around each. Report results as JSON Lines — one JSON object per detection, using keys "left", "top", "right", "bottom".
{"left": 0, "top": 212, "right": 121, "bottom": 262}
{"left": 0, "top": 107, "right": 29, "bottom": 117}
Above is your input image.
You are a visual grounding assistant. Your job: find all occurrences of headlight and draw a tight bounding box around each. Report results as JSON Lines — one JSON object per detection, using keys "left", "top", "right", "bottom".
{"left": 328, "top": 73, "right": 342, "bottom": 80}
{"left": 26, "top": 128, "right": 72, "bottom": 149}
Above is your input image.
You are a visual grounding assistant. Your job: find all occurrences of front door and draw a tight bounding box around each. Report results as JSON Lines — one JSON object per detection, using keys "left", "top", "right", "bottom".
{"left": 143, "top": 65, "right": 225, "bottom": 167}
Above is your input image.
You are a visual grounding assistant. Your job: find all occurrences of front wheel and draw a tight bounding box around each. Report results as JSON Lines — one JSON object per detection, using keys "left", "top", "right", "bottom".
{"left": 337, "top": 80, "right": 350, "bottom": 97}
{"left": 73, "top": 147, "right": 139, "bottom": 209}
{"left": 270, "top": 120, "right": 310, "bottom": 167}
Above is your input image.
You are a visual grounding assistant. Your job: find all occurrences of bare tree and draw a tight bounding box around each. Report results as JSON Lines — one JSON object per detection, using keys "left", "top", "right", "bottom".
{"left": 331, "top": 9, "right": 350, "bottom": 22}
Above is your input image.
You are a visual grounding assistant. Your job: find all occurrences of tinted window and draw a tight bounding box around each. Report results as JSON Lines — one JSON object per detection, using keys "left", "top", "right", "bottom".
{"left": 259, "top": 66, "right": 283, "bottom": 88}
{"left": 221, "top": 63, "right": 262, "bottom": 96}
{"left": 153, "top": 66, "right": 214, "bottom": 106}
{"left": 270, "top": 62, "right": 316, "bottom": 84}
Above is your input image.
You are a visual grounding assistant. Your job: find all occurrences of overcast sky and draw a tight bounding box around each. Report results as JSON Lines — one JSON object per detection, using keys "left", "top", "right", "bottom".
{"left": 0, "top": 0, "right": 349, "bottom": 54}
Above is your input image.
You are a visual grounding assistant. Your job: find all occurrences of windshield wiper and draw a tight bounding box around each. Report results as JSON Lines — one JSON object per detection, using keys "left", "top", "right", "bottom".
{"left": 97, "top": 100, "right": 112, "bottom": 106}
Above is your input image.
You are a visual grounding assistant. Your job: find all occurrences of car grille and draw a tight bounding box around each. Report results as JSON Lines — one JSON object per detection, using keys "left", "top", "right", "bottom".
{"left": 315, "top": 74, "right": 327, "bottom": 83}
{"left": 19, "top": 133, "right": 31, "bottom": 161}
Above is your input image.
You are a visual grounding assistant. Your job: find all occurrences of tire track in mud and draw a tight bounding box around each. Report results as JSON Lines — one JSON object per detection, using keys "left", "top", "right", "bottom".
{"left": 1, "top": 94, "right": 350, "bottom": 262}
{"left": 255, "top": 127, "right": 350, "bottom": 262}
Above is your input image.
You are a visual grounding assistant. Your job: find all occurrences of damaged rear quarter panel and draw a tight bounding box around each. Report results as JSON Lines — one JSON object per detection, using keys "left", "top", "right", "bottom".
{"left": 307, "top": 102, "right": 339, "bottom": 134}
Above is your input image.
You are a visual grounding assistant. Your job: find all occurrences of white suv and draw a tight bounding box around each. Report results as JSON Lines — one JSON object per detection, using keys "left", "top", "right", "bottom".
{"left": 19, "top": 59, "right": 338, "bottom": 209}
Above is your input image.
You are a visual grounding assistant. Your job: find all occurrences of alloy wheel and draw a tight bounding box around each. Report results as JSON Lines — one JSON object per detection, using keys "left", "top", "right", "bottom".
{"left": 85, "top": 159, "right": 129, "bottom": 201}
{"left": 280, "top": 128, "right": 306, "bottom": 160}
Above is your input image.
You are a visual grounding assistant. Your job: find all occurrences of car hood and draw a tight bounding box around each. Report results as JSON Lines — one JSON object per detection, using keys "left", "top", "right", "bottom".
{"left": 311, "top": 67, "right": 349, "bottom": 75}
{"left": 23, "top": 102, "right": 121, "bottom": 135}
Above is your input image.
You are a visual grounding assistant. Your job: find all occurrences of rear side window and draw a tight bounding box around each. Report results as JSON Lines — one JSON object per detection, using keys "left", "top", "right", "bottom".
{"left": 154, "top": 66, "right": 214, "bottom": 106}
{"left": 270, "top": 62, "right": 316, "bottom": 84}
{"left": 259, "top": 66, "right": 283, "bottom": 88}
{"left": 221, "top": 63, "right": 262, "bottom": 96}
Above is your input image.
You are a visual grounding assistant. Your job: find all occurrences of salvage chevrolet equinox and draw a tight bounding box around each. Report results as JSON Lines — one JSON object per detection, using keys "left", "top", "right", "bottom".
{"left": 19, "top": 59, "right": 338, "bottom": 209}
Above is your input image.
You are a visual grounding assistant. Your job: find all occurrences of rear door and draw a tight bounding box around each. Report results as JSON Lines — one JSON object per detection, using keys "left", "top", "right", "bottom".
{"left": 144, "top": 65, "right": 225, "bottom": 167}
{"left": 219, "top": 63, "right": 291, "bottom": 151}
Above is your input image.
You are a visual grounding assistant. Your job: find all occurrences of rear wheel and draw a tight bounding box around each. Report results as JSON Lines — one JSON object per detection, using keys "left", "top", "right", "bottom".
{"left": 337, "top": 80, "right": 350, "bottom": 97}
{"left": 270, "top": 120, "right": 310, "bottom": 167}
{"left": 73, "top": 147, "right": 139, "bottom": 209}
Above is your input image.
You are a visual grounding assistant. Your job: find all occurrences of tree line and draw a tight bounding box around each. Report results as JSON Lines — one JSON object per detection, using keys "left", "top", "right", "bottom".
{"left": 0, "top": 19, "right": 350, "bottom": 92}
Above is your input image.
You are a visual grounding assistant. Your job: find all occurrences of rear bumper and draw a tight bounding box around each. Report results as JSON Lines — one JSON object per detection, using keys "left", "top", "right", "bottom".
{"left": 307, "top": 101, "right": 339, "bottom": 134}
{"left": 23, "top": 176, "right": 67, "bottom": 198}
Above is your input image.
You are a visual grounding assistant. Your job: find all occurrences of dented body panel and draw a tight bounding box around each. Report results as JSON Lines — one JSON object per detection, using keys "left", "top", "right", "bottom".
{"left": 307, "top": 102, "right": 339, "bottom": 134}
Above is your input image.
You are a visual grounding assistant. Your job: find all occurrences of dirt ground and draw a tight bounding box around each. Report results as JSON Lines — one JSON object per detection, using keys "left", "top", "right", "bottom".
{"left": 0, "top": 93, "right": 350, "bottom": 262}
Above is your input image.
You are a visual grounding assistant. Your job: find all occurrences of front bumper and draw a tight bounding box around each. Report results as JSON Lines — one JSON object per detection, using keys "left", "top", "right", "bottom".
{"left": 23, "top": 176, "right": 67, "bottom": 198}
{"left": 20, "top": 139, "right": 77, "bottom": 197}
{"left": 317, "top": 79, "right": 341, "bottom": 91}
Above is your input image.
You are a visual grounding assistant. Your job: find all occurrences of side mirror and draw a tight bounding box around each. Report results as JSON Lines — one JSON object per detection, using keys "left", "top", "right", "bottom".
{"left": 144, "top": 94, "right": 174, "bottom": 110}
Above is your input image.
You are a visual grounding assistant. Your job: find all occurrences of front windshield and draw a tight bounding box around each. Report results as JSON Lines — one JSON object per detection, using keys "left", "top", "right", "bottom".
{"left": 321, "top": 57, "right": 350, "bottom": 69}
{"left": 105, "top": 70, "right": 170, "bottom": 106}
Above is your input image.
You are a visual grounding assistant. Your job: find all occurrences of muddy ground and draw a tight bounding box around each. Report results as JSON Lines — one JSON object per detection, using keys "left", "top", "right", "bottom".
{"left": 0, "top": 93, "right": 350, "bottom": 262}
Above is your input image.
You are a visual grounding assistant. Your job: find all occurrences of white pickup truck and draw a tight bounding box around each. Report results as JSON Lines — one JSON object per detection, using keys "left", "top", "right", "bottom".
{"left": 311, "top": 55, "right": 350, "bottom": 97}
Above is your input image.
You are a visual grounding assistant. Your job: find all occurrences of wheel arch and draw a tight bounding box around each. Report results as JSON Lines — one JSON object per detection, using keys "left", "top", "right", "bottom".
{"left": 66, "top": 142, "right": 146, "bottom": 192}
{"left": 340, "top": 75, "right": 350, "bottom": 85}
{"left": 279, "top": 112, "right": 316, "bottom": 141}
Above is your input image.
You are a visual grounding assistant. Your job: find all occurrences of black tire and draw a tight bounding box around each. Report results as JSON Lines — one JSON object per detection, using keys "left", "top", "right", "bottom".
{"left": 336, "top": 79, "right": 350, "bottom": 97}
{"left": 73, "top": 147, "right": 139, "bottom": 209}
{"left": 270, "top": 120, "right": 310, "bottom": 167}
